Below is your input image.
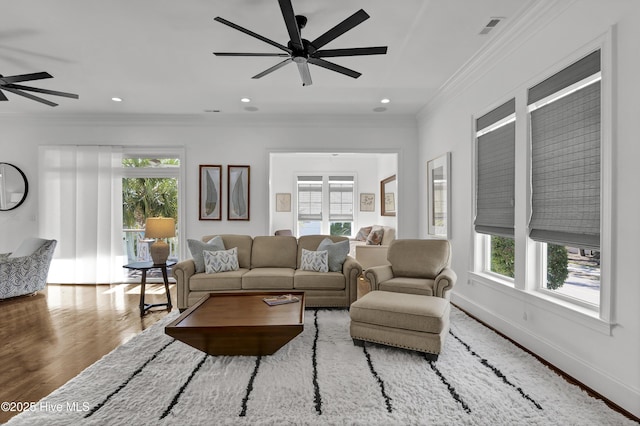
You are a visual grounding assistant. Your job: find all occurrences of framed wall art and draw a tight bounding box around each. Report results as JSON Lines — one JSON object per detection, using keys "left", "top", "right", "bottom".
{"left": 228, "top": 165, "right": 250, "bottom": 220}
{"left": 199, "top": 165, "right": 222, "bottom": 220}
{"left": 276, "top": 193, "right": 291, "bottom": 212}
{"left": 427, "top": 152, "right": 451, "bottom": 238}
{"left": 360, "top": 193, "right": 375, "bottom": 212}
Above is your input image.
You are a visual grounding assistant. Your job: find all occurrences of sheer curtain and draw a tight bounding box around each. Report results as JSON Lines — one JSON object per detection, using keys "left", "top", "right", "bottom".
{"left": 39, "top": 145, "right": 126, "bottom": 284}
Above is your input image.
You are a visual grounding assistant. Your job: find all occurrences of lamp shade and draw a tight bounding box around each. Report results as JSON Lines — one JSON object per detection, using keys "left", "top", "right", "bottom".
{"left": 144, "top": 217, "right": 176, "bottom": 239}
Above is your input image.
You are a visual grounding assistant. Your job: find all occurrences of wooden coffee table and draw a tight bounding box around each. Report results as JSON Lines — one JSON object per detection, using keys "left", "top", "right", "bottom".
{"left": 165, "top": 291, "right": 305, "bottom": 356}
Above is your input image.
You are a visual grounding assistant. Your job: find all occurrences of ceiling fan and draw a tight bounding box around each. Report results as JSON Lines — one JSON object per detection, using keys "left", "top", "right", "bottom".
{"left": 213, "top": 0, "right": 387, "bottom": 86}
{"left": 0, "top": 71, "right": 78, "bottom": 107}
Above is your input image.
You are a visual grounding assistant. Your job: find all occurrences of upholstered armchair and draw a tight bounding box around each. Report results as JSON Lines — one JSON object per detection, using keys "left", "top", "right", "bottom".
{"left": 0, "top": 238, "right": 57, "bottom": 299}
{"left": 363, "top": 239, "right": 457, "bottom": 299}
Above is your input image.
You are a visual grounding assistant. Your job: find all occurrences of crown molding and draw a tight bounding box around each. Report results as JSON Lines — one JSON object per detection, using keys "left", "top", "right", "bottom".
{"left": 417, "top": 0, "right": 576, "bottom": 122}
{"left": 0, "top": 111, "right": 418, "bottom": 129}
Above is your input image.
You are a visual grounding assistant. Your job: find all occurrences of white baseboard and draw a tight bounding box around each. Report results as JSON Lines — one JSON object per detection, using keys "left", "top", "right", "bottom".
{"left": 451, "top": 293, "right": 640, "bottom": 419}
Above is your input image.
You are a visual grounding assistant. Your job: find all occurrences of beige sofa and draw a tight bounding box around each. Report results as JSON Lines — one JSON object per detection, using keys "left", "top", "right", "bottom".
{"left": 172, "top": 234, "right": 362, "bottom": 310}
{"left": 351, "top": 225, "right": 395, "bottom": 270}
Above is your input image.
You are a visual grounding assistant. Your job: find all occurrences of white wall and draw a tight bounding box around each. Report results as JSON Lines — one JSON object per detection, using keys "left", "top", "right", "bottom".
{"left": 0, "top": 114, "right": 418, "bottom": 254}
{"left": 417, "top": 0, "right": 640, "bottom": 417}
{"left": 269, "top": 153, "right": 397, "bottom": 234}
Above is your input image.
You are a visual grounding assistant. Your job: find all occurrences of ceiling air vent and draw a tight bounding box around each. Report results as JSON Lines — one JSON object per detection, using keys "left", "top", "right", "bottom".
{"left": 479, "top": 17, "right": 504, "bottom": 35}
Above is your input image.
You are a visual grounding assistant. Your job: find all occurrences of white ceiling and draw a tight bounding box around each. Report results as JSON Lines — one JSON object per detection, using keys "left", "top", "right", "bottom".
{"left": 0, "top": 0, "right": 531, "bottom": 117}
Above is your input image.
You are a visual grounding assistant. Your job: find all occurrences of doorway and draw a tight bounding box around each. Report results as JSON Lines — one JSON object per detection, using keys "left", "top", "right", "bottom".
{"left": 121, "top": 152, "right": 183, "bottom": 281}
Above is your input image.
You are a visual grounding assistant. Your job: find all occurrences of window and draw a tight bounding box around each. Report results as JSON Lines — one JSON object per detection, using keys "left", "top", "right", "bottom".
{"left": 328, "top": 176, "right": 354, "bottom": 236}
{"left": 474, "top": 99, "right": 516, "bottom": 279}
{"left": 297, "top": 176, "right": 323, "bottom": 235}
{"left": 528, "top": 50, "right": 602, "bottom": 307}
{"left": 472, "top": 46, "right": 610, "bottom": 321}
{"left": 121, "top": 150, "right": 184, "bottom": 281}
{"left": 297, "top": 174, "right": 355, "bottom": 236}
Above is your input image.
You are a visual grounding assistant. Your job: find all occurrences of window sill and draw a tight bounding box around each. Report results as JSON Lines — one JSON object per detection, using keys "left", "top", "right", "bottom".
{"left": 468, "top": 271, "right": 614, "bottom": 335}
{"left": 469, "top": 271, "right": 515, "bottom": 290}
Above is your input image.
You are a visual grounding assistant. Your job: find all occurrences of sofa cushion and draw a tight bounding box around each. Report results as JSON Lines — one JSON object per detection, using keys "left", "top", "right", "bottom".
{"left": 387, "top": 239, "right": 451, "bottom": 278}
{"left": 204, "top": 247, "right": 239, "bottom": 274}
{"left": 242, "top": 268, "right": 294, "bottom": 289}
{"left": 189, "top": 270, "right": 246, "bottom": 291}
{"left": 294, "top": 270, "right": 345, "bottom": 290}
{"left": 317, "top": 238, "right": 349, "bottom": 272}
{"left": 379, "top": 277, "right": 435, "bottom": 296}
{"left": 300, "top": 249, "right": 329, "bottom": 272}
{"left": 201, "top": 235, "right": 253, "bottom": 269}
{"left": 380, "top": 226, "right": 396, "bottom": 246}
{"left": 188, "top": 236, "right": 225, "bottom": 273}
{"left": 250, "top": 236, "right": 298, "bottom": 269}
{"left": 297, "top": 235, "right": 348, "bottom": 269}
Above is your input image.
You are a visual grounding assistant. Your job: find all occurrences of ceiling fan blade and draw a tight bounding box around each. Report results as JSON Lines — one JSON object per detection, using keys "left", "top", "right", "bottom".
{"left": 214, "top": 52, "right": 290, "bottom": 57}
{"left": 313, "top": 46, "right": 387, "bottom": 58}
{"left": 0, "top": 89, "right": 8, "bottom": 101}
{"left": 6, "top": 83, "right": 78, "bottom": 99}
{"left": 214, "top": 17, "right": 291, "bottom": 54}
{"left": 296, "top": 62, "right": 312, "bottom": 86}
{"left": 0, "top": 71, "right": 52, "bottom": 84}
{"left": 310, "top": 9, "right": 369, "bottom": 51}
{"left": 1, "top": 86, "right": 58, "bottom": 106}
{"left": 252, "top": 58, "right": 292, "bottom": 79}
{"left": 308, "top": 58, "right": 361, "bottom": 79}
{"left": 278, "top": 0, "right": 303, "bottom": 51}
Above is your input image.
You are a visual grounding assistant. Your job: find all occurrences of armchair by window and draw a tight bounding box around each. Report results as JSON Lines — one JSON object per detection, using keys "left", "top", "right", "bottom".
{"left": 363, "top": 239, "right": 456, "bottom": 299}
{"left": 0, "top": 238, "right": 57, "bottom": 299}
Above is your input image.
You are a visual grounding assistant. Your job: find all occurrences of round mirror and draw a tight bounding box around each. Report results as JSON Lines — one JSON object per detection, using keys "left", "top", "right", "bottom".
{"left": 0, "top": 163, "right": 28, "bottom": 211}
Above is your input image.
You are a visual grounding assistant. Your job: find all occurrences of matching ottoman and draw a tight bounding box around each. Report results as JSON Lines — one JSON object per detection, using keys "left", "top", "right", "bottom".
{"left": 349, "top": 290, "right": 450, "bottom": 360}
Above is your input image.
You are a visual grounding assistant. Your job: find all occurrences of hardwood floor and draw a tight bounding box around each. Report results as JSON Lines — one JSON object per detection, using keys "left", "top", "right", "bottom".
{"left": 0, "top": 283, "right": 176, "bottom": 424}
{"left": 1, "top": 280, "right": 636, "bottom": 423}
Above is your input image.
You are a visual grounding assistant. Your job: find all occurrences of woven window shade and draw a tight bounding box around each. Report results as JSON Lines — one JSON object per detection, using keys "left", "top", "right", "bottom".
{"left": 297, "top": 176, "right": 322, "bottom": 221}
{"left": 475, "top": 99, "right": 515, "bottom": 237}
{"left": 329, "top": 176, "right": 354, "bottom": 222}
{"left": 529, "top": 81, "right": 601, "bottom": 249}
{"left": 528, "top": 50, "right": 600, "bottom": 105}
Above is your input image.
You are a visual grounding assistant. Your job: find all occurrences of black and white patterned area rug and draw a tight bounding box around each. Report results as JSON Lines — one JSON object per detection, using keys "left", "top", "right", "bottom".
{"left": 7, "top": 307, "right": 634, "bottom": 425}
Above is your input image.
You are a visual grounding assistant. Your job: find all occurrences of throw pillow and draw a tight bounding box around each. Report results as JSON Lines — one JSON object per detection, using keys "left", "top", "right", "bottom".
{"left": 300, "top": 248, "right": 329, "bottom": 273}
{"left": 354, "top": 226, "right": 373, "bottom": 242}
{"left": 317, "top": 238, "right": 349, "bottom": 272}
{"left": 188, "top": 236, "right": 226, "bottom": 273}
{"left": 203, "top": 247, "right": 239, "bottom": 274}
{"left": 366, "top": 226, "right": 385, "bottom": 245}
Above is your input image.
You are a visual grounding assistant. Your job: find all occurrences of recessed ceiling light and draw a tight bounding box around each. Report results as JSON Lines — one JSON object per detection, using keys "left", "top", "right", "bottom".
{"left": 241, "top": 97, "right": 251, "bottom": 103}
{"left": 111, "top": 97, "right": 122, "bottom": 102}
{"left": 380, "top": 98, "right": 390, "bottom": 104}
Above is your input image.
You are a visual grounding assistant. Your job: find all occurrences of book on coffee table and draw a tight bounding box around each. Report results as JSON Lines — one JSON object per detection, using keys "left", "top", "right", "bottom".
{"left": 263, "top": 294, "right": 300, "bottom": 306}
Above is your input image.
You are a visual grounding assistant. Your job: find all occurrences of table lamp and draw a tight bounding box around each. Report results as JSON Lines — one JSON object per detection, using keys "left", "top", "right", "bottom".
{"left": 144, "top": 217, "right": 175, "bottom": 265}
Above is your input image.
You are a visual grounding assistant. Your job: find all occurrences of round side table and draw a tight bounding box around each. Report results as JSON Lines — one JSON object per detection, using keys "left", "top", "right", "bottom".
{"left": 123, "top": 260, "right": 176, "bottom": 316}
